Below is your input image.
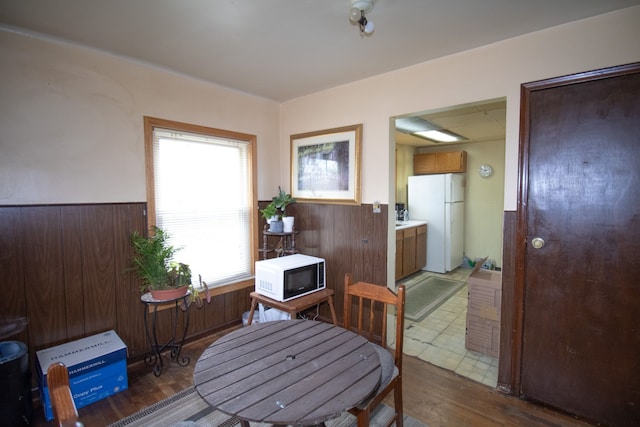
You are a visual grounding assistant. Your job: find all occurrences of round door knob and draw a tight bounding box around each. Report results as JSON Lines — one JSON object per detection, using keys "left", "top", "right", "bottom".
{"left": 531, "top": 237, "right": 545, "bottom": 249}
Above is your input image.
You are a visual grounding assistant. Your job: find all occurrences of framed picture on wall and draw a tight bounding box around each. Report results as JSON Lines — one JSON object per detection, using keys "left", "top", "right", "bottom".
{"left": 290, "top": 124, "right": 362, "bottom": 205}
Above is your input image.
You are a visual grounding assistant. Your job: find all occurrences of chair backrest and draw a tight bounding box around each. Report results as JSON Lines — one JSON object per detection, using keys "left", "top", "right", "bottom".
{"left": 343, "top": 273, "right": 405, "bottom": 372}
{"left": 47, "top": 362, "right": 70, "bottom": 389}
{"left": 47, "top": 362, "right": 81, "bottom": 427}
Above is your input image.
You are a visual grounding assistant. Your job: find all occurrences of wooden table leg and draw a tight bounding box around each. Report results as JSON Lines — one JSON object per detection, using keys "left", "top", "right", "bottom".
{"left": 327, "top": 295, "right": 338, "bottom": 326}
{"left": 248, "top": 290, "right": 338, "bottom": 326}
{"left": 247, "top": 297, "right": 257, "bottom": 325}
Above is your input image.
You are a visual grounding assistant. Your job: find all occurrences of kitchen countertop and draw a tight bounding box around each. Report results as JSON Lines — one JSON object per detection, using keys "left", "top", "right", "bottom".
{"left": 395, "top": 220, "right": 427, "bottom": 230}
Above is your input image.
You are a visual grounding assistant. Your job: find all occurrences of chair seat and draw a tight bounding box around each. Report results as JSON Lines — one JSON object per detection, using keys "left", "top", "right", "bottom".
{"left": 357, "top": 342, "right": 399, "bottom": 409}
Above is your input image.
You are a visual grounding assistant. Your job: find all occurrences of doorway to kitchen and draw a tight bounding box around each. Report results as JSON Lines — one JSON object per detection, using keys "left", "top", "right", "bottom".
{"left": 393, "top": 98, "right": 506, "bottom": 388}
{"left": 400, "top": 268, "right": 498, "bottom": 387}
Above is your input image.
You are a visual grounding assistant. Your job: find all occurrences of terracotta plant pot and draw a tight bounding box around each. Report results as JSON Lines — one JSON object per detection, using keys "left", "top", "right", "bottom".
{"left": 149, "top": 286, "right": 188, "bottom": 301}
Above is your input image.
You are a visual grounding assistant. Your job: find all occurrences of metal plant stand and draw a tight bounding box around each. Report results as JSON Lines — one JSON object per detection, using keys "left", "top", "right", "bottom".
{"left": 141, "top": 291, "right": 191, "bottom": 376}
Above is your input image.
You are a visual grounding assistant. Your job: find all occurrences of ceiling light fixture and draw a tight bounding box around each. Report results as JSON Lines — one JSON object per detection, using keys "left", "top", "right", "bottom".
{"left": 396, "top": 116, "right": 468, "bottom": 143}
{"left": 349, "top": 0, "right": 375, "bottom": 36}
{"left": 414, "top": 130, "right": 464, "bottom": 143}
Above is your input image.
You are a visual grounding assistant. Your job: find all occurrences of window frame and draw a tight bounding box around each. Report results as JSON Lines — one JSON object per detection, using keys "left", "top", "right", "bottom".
{"left": 143, "top": 116, "right": 258, "bottom": 294}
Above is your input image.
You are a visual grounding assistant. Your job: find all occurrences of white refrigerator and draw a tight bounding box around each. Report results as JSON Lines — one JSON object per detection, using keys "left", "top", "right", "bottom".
{"left": 408, "top": 173, "right": 465, "bottom": 273}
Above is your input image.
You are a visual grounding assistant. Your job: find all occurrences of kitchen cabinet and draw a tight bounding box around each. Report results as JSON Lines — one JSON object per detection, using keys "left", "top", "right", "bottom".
{"left": 414, "top": 150, "right": 467, "bottom": 174}
{"left": 395, "top": 223, "right": 427, "bottom": 280}
{"left": 402, "top": 226, "right": 417, "bottom": 276}
{"left": 415, "top": 224, "right": 427, "bottom": 271}
{"left": 395, "top": 230, "right": 404, "bottom": 281}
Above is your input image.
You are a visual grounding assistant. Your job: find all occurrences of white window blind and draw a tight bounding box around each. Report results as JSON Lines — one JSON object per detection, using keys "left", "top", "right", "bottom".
{"left": 152, "top": 127, "right": 252, "bottom": 288}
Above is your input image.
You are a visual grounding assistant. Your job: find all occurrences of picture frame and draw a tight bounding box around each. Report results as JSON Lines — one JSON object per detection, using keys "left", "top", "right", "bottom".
{"left": 290, "top": 124, "right": 362, "bottom": 205}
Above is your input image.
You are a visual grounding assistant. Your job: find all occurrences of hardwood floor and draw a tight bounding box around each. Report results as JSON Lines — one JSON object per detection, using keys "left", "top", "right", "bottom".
{"left": 31, "top": 325, "right": 595, "bottom": 427}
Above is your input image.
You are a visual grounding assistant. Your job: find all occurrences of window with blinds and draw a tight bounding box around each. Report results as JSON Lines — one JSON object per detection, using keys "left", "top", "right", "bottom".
{"left": 144, "top": 117, "right": 256, "bottom": 289}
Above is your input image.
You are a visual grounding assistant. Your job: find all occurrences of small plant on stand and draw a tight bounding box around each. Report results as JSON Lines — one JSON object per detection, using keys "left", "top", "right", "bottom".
{"left": 128, "top": 226, "right": 187, "bottom": 297}
{"left": 128, "top": 226, "right": 211, "bottom": 307}
{"left": 268, "top": 186, "right": 296, "bottom": 233}
{"left": 260, "top": 202, "right": 279, "bottom": 230}
{"left": 272, "top": 186, "right": 295, "bottom": 217}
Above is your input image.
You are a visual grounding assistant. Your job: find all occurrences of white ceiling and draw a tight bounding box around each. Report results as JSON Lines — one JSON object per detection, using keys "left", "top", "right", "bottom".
{"left": 2, "top": 1, "right": 637, "bottom": 148}
{"left": 1, "top": 0, "right": 639, "bottom": 103}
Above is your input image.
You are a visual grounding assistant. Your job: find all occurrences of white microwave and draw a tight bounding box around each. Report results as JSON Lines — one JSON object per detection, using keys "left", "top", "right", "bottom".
{"left": 254, "top": 254, "right": 326, "bottom": 302}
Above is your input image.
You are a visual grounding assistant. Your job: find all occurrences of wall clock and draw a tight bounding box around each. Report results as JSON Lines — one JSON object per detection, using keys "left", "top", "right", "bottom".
{"left": 478, "top": 164, "right": 493, "bottom": 178}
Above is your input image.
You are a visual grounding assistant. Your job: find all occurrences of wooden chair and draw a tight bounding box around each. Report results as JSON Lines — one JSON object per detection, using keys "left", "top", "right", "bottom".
{"left": 343, "top": 273, "right": 406, "bottom": 427}
{"left": 47, "top": 362, "right": 83, "bottom": 427}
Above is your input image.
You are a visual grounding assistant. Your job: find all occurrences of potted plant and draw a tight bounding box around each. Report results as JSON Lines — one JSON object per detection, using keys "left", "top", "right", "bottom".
{"left": 260, "top": 201, "right": 280, "bottom": 231}
{"left": 272, "top": 186, "right": 296, "bottom": 232}
{"left": 128, "top": 226, "right": 192, "bottom": 300}
{"left": 260, "top": 187, "right": 296, "bottom": 232}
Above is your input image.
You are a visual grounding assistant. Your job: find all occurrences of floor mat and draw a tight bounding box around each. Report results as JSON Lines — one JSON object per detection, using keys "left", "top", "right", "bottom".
{"left": 404, "top": 275, "right": 466, "bottom": 321}
{"left": 107, "top": 386, "right": 427, "bottom": 427}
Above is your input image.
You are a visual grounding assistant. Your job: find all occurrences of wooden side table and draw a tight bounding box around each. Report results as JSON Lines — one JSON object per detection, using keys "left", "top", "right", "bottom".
{"left": 247, "top": 289, "right": 338, "bottom": 326}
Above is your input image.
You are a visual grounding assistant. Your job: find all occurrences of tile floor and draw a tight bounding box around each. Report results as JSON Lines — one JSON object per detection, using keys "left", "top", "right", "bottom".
{"left": 399, "top": 267, "right": 499, "bottom": 388}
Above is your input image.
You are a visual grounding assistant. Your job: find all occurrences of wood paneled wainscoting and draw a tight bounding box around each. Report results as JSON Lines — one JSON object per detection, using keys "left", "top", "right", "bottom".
{"left": 1, "top": 202, "right": 389, "bottom": 389}
{"left": 265, "top": 202, "right": 389, "bottom": 325}
{"left": 498, "top": 210, "right": 517, "bottom": 392}
{"left": 0, "top": 203, "right": 251, "bottom": 388}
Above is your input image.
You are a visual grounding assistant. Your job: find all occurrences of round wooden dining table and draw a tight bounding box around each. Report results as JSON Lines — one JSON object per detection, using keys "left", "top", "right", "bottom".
{"left": 193, "top": 319, "right": 381, "bottom": 426}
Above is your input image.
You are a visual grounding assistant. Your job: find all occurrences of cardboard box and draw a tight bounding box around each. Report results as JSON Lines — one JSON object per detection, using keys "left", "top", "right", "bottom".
{"left": 467, "top": 260, "right": 502, "bottom": 321}
{"left": 38, "top": 359, "right": 128, "bottom": 420}
{"left": 36, "top": 330, "right": 127, "bottom": 377}
{"left": 465, "top": 260, "right": 502, "bottom": 357}
{"left": 36, "top": 330, "right": 128, "bottom": 421}
{"left": 465, "top": 313, "right": 500, "bottom": 358}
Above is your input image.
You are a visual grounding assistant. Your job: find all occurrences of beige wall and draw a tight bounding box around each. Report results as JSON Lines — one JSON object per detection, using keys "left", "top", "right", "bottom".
{"left": 280, "top": 6, "right": 640, "bottom": 283}
{"left": 2, "top": 7, "right": 639, "bottom": 283}
{"left": 461, "top": 140, "right": 505, "bottom": 267}
{"left": 394, "top": 144, "right": 414, "bottom": 206}
{"left": 280, "top": 6, "right": 640, "bottom": 209}
{"left": 0, "top": 29, "right": 281, "bottom": 204}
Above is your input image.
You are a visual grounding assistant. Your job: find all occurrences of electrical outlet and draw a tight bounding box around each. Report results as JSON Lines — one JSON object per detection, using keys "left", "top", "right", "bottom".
{"left": 373, "top": 201, "right": 381, "bottom": 213}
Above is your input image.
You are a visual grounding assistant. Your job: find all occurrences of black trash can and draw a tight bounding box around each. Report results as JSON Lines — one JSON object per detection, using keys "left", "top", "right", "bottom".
{"left": 0, "top": 341, "right": 32, "bottom": 427}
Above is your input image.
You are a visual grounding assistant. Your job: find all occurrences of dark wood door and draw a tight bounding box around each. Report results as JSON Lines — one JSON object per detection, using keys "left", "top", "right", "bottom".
{"left": 518, "top": 63, "right": 640, "bottom": 426}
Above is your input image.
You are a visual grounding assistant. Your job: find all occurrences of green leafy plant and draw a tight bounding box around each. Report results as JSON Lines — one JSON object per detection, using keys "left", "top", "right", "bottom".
{"left": 128, "top": 226, "right": 192, "bottom": 292}
{"left": 260, "top": 202, "right": 278, "bottom": 221}
{"left": 271, "top": 186, "right": 296, "bottom": 218}
{"left": 167, "top": 261, "right": 192, "bottom": 287}
{"left": 185, "top": 275, "right": 211, "bottom": 308}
